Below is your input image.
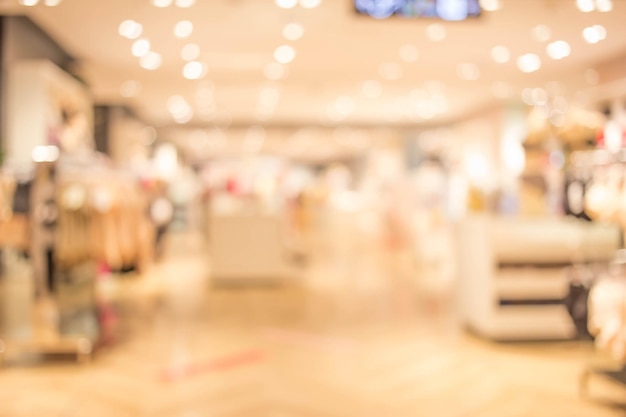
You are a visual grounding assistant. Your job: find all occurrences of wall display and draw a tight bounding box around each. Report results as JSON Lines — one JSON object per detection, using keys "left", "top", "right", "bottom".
{"left": 355, "top": 0, "right": 481, "bottom": 20}
{"left": 581, "top": 252, "right": 626, "bottom": 396}
{"left": 6, "top": 60, "right": 93, "bottom": 172}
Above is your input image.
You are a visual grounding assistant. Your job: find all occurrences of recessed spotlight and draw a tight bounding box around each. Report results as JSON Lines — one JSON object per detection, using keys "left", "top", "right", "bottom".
{"left": 300, "top": 0, "right": 321, "bottom": 8}
{"left": 399, "top": 44, "right": 419, "bottom": 63}
{"left": 426, "top": 23, "right": 446, "bottom": 42}
{"left": 283, "top": 23, "right": 304, "bottom": 41}
{"left": 119, "top": 20, "right": 143, "bottom": 39}
{"left": 415, "top": 102, "right": 436, "bottom": 119}
{"left": 174, "top": 20, "right": 193, "bottom": 39}
{"left": 276, "top": 0, "right": 297, "bottom": 8}
{"left": 44, "top": 0, "right": 62, "bottom": 5}
{"left": 479, "top": 0, "right": 501, "bottom": 11}
{"left": 181, "top": 43, "right": 200, "bottom": 61}
{"left": 379, "top": 62, "right": 402, "bottom": 80}
{"left": 517, "top": 53, "right": 541, "bottom": 73}
{"left": 362, "top": 80, "right": 382, "bottom": 98}
{"left": 457, "top": 63, "right": 480, "bottom": 80}
{"left": 152, "top": 0, "right": 172, "bottom": 6}
{"left": 183, "top": 61, "right": 207, "bottom": 80}
{"left": 531, "top": 25, "right": 551, "bottom": 42}
{"left": 491, "top": 45, "right": 510, "bottom": 63}
{"left": 491, "top": 81, "right": 512, "bottom": 99}
{"left": 431, "top": 94, "right": 449, "bottom": 115}
{"left": 521, "top": 88, "right": 534, "bottom": 105}
{"left": 174, "top": 112, "right": 193, "bottom": 124}
{"left": 259, "top": 86, "right": 281, "bottom": 108}
{"left": 583, "top": 25, "right": 607, "bottom": 44}
{"left": 596, "top": 0, "right": 613, "bottom": 12}
{"left": 18, "top": 0, "right": 39, "bottom": 5}
{"left": 168, "top": 95, "right": 190, "bottom": 114}
{"left": 132, "top": 39, "right": 151, "bottom": 58}
{"left": 176, "top": 0, "right": 195, "bottom": 7}
{"left": 264, "top": 62, "right": 287, "bottom": 80}
{"left": 576, "top": 0, "right": 595, "bottom": 12}
{"left": 140, "top": 52, "right": 162, "bottom": 70}
{"left": 274, "top": 45, "right": 296, "bottom": 64}
{"left": 546, "top": 40, "right": 570, "bottom": 60}
{"left": 120, "top": 80, "right": 140, "bottom": 98}
{"left": 532, "top": 88, "right": 548, "bottom": 105}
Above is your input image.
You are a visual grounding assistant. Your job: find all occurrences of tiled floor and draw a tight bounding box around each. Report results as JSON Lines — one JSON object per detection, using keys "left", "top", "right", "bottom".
{"left": 0, "top": 215, "right": 625, "bottom": 417}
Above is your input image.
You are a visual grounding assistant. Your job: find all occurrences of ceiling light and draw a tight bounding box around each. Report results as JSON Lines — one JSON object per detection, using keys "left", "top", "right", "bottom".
{"left": 424, "top": 80, "right": 445, "bottom": 93}
{"left": 531, "top": 88, "right": 548, "bottom": 105}
{"left": 491, "top": 81, "right": 512, "bottom": 99}
{"left": 168, "top": 95, "right": 190, "bottom": 114}
{"left": 174, "top": 20, "right": 193, "bottom": 39}
{"left": 583, "top": 24, "right": 607, "bottom": 43}
{"left": 362, "top": 80, "right": 382, "bottom": 98}
{"left": 44, "top": 0, "right": 62, "bottom": 5}
{"left": 546, "top": 40, "right": 570, "bottom": 60}
{"left": 183, "top": 61, "right": 207, "bottom": 80}
{"left": 140, "top": 52, "right": 162, "bottom": 70}
{"left": 410, "top": 88, "right": 427, "bottom": 101}
{"left": 379, "top": 62, "right": 402, "bottom": 80}
{"left": 334, "top": 96, "right": 355, "bottom": 116}
{"left": 399, "top": 44, "right": 419, "bottom": 63}
{"left": 181, "top": 43, "right": 200, "bottom": 61}
{"left": 120, "top": 80, "right": 140, "bottom": 98}
{"left": 243, "top": 126, "right": 266, "bottom": 153}
{"left": 431, "top": 94, "right": 449, "bottom": 115}
{"left": 259, "top": 86, "right": 281, "bottom": 108}
{"left": 174, "top": 112, "right": 193, "bottom": 124}
{"left": 18, "top": 0, "right": 38, "bottom": 5}
{"left": 521, "top": 88, "right": 534, "bottom": 105}
{"left": 264, "top": 62, "right": 287, "bottom": 80}
{"left": 276, "top": 0, "right": 297, "bottom": 8}
{"left": 196, "top": 83, "right": 214, "bottom": 103}
{"left": 283, "top": 23, "right": 304, "bottom": 41}
{"left": 132, "top": 39, "right": 151, "bottom": 58}
{"left": 152, "top": 0, "right": 172, "bottom": 6}
{"left": 119, "top": 20, "right": 143, "bottom": 39}
{"left": 531, "top": 25, "right": 551, "bottom": 42}
{"left": 517, "top": 53, "right": 541, "bottom": 73}
{"left": 491, "top": 45, "right": 510, "bottom": 63}
{"left": 576, "top": 0, "right": 595, "bottom": 12}
{"left": 415, "top": 102, "right": 436, "bottom": 119}
{"left": 596, "top": 0, "right": 613, "bottom": 12}
{"left": 479, "top": 0, "right": 501, "bottom": 11}
{"left": 300, "top": 0, "right": 321, "bottom": 8}
{"left": 176, "top": 0, "right": 195, "bottom": 7}
{"left": 457, "top": 63, "right": 480, "bottom": 80}
{"left": 167, "top": 95, "right": 193, "bottom": 123}
{"left": 274, "top": 45, "right": 296, "bottom": 64}
{"left": 426, "top": 23, "right": 446, "bottom": 42}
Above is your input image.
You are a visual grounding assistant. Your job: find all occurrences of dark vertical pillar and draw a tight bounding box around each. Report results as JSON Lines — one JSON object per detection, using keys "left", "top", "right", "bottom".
{"left": 0, "top": 16, "right": 6, "bottom": 164}
{"left": 94, "top": 105, "right": 111, "bottom": 155}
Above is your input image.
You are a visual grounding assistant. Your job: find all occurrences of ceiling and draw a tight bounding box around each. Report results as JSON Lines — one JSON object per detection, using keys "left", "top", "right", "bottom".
{"left": 3, "top": 0, "right": 626, "bottom": 128}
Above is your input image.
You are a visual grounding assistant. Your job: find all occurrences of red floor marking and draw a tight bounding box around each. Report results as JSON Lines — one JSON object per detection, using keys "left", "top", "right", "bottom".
{"left": 262, "top": 328, "right": 358, "bottom": 354}
{"left": 160, "top": 349, "right": 266, "bottom": 382}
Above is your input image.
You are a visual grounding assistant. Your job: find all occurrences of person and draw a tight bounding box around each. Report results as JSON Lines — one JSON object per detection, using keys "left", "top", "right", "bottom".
{"left": 149, "top": 182, "right": 174, "bottom": 260}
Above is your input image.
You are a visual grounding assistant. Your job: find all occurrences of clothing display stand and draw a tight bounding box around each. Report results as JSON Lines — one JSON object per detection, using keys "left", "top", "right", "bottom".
{"left": 18, "top": 160, "right": 97, "bottom": 365}
{"left": 456, "top": 214, "right": 620, "bottom": 341}
{"left": 579, "top": 251, "right": 626, "bottom": 405}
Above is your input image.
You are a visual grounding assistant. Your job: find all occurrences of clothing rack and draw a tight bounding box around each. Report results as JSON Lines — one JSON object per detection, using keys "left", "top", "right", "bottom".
{"left": 579, "top": 249, "right": 626, "bottom": 404}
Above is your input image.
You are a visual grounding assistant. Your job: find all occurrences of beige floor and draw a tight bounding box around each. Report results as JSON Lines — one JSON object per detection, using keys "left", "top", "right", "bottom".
{"left": 0, "top": 216, "right": 625, "bottom": 417}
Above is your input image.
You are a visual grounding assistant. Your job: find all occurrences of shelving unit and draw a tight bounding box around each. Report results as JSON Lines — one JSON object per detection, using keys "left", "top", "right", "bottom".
{"left": 457, "top": 214, "right": 620, "bottom": 341}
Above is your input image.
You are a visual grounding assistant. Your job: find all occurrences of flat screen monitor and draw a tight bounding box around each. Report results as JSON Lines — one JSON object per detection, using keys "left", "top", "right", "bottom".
{"left": 354, "top": 0, "right": 482, "bottom": 20}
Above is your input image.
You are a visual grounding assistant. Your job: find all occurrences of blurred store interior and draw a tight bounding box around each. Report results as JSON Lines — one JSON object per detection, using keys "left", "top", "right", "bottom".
{"left": 0, "top": 0, "right": 626, "bottom": 415}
